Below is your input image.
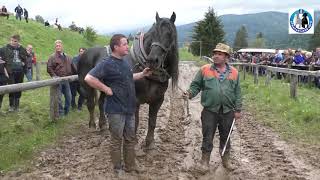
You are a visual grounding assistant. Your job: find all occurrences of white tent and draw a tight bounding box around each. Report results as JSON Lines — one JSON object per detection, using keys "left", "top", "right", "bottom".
{"left": 237, "top": 48, "right": 276, "bottom": 53}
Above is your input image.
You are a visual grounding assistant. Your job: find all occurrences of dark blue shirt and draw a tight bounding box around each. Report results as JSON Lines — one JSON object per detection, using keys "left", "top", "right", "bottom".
{"left": 88, "top": 56, "right": 136, "bottom": 115}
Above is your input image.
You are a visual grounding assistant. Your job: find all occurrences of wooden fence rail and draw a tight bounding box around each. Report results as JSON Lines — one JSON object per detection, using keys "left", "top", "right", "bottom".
{"left": 0, "top": 75, "right": 78, "bottom": 121}
{"left": 201, "top": 56, "right": 320, "bottom": 99}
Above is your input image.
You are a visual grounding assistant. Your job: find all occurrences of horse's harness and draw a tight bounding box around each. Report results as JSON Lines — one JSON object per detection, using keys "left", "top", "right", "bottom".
{"left": 130, "top": 32, "right": 171, "bottom": 82}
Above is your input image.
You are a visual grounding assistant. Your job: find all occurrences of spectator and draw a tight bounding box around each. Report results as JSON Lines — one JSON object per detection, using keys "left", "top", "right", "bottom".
{"left": 273, "top": 49, "right": 283, "bottom": 63}
{"left": 47, "top": 40, "right": 75, "bottom": 116}
{"left": 14, "top": 4, "right": 23, "bottom": 21}
{"left": 282, "top": 50, "right": 293, "bottom": 65}
{"left": 0, "top": 5, "right": 9, "bottom": 19}
{"left": 293, "top": 50, "right": 305, "bottom": 65}
{"left": 315, "top": 47, "right": 320, "bottom": 65}
{"left": 70, "top": 47, "right": 86, "bottom": 110}
{"left": 304, "top": 52, "right": 313, "bottom": 65}
{"left": 44, "top": 20, "right": 50, "bottom": 27}
{"left": 23, "top": 8, "right": 28, "bottom": 23}
{"left": 0, "top": 57, "right": 9, "bottom": 112}
{"left": 25, "top": 44, "right": 36, "bottom": 81}
{"left": 0, "top": 34, "right": 27, "bottom": 112}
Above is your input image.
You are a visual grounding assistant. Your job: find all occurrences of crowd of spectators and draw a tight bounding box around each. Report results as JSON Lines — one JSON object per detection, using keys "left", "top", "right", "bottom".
{"left": 235, "top": 48, "right": 320, "bottom": 67}
{"left": 232, "top": 47, "right": 320, "bottom": 87}
{"left": 0, "top": 34, "right": 85, "bottom": 114}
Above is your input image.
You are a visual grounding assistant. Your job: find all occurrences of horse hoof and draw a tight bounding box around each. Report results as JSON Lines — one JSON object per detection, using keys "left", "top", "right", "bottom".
{"left": 89, "top": 122, "right": 96, "bottom": 128}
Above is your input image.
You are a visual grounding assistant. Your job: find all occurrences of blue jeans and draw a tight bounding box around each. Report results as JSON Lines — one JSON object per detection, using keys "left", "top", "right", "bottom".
{"left": 25, "top": 68, "right": 32, "bottom": 82}
{"left": 107, "top": 113, "right": 136, "bottom": 169}
{"left": 58, "top": 82, "right": 71, "bottom": 116}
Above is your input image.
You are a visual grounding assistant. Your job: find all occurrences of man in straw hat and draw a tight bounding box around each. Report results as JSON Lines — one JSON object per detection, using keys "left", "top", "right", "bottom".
{"left": 183, "top": 43, "right": 242, "bottom": 170}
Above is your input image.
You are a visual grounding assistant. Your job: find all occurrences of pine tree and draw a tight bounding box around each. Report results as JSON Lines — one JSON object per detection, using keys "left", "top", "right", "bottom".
{"left": 190, "top": 7, "right": 225, "bottom": 56}
{"left": 233, "top": 25, "right": 248, "bottom": 51}
{"left": 251, "top": 32, "right": 265, "bottom": 48}
{"left": 309, "top": 19, "right": 320, "bottom": 50}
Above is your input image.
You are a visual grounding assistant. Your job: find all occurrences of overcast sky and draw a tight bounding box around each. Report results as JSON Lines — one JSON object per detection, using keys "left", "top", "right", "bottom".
{"left": 2, "top": 0, "right": 319, "bottom": 33}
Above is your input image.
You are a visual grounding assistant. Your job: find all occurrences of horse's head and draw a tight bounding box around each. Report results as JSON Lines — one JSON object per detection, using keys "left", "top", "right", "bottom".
{"left": 146, "top": 12, "right": 177, "bottom": 69}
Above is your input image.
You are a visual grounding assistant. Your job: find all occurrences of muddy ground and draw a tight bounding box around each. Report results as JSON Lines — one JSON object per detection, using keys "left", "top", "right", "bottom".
{"left": 2, "top": 62, "right": 320, "bottom": 180}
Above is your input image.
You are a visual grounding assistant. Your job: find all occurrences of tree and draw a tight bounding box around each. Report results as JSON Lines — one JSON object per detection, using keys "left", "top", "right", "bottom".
{"left": 251, "top": 32, "right": 265, "bottom": 48}
{"left": 35, "top": 15, "right": 44, "bottom": 24}
{"left": 190, "top": 7, "right": 225, "bottom": 56}
{"left": 309, "top": 20, "right": 320, "bottom": 50}
{"left": 256, "top": 32, "right": 263, "bottom": 39}
{"left": 233, "top": 25, "right": 248, "bottom": 51}
{"left": 83, "top": 26, "right": 97, "bottom": 45}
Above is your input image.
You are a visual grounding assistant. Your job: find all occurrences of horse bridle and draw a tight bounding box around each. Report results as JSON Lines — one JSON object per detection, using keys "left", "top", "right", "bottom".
{"left": 130, "top": 32, "right": 172, "bottom": 82}
{"left": 139, "top": 32, "right": 172, "bottom": 68}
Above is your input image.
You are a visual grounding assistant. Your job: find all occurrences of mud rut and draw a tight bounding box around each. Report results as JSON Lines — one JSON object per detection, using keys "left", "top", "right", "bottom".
{"left": 2, "top": 62, "right": 320, "bottom": 180}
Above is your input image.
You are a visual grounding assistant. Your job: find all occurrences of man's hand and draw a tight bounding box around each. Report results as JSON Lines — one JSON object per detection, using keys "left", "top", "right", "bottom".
{"left": 142, "top": 67, "right": 153, "bottom": 77}
{"left": 234, "top": 111, "right": 241, "bottom": 120}
{"left": 104, "top": 87, "right": 113, "bottom": 96}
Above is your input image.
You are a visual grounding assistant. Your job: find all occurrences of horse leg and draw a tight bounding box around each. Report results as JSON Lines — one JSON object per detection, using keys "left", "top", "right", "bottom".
{"left": 146, "top": 97, "right": 164, "bottom": 149}
{"left": 98, "top": 92, "right": 106, "bottom": 129}
{"left": 87, "top": 93, "right": 96, "bottom": 128}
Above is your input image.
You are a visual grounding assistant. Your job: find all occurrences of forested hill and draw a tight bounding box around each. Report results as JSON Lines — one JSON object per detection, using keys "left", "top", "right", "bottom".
{"left": 0, "top": 17, "right": 109, "bottom": 60}
{"left": 177, "top": 11, "right": 320, "bottom": 49}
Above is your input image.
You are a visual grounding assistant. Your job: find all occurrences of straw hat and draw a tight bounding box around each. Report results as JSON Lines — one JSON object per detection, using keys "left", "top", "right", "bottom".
{"left": 212, "top": 43, "right": 231, "bottom": 56}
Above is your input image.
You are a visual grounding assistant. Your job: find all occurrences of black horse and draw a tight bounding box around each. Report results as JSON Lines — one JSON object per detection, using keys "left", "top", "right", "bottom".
{"left": 78, "top": 12, "right": 179, "bottom": 148}
{"left": 301, "top": 13, "right": 308, "bottom": 28}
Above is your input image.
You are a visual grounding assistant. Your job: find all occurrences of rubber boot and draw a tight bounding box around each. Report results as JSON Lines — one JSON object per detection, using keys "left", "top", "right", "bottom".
{"left": 221, "top": 152, "right": 233, "bottom": 170}
{"left": 123, "top": 144, "right": 141, "bottom": 174}
{"left": 197, "top": 152, "right": 210, "bottom": 173}
{"left": 110, "top": 149, "right": 122, "bottom": 173}
{"left": 201, "top": 152, "right": 210, "bottom": 166}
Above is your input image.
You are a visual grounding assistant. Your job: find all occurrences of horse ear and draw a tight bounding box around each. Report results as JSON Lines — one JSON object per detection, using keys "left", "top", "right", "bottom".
{"left": 170, "top": 12, "right": 176, "bottom": 23}
{"left": 156, "top": 12, "right": 160, "bottom": 22}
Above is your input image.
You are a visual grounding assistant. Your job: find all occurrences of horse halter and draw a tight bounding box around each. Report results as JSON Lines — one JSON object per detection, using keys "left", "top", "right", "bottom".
{"left": 130, "top": 32, "right": 172, "bottom": 82}
{"left": 135, "top": 32, "right": 171, "bottom": 69}
{"left": 150, "top": 42, "right": 170, "bottom": 54}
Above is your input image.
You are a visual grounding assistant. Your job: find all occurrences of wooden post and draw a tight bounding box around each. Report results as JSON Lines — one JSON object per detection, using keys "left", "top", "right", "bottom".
{"left": 254, "top": 65, "right": 259, "bottom": 84}
{"left": 50, "top": 84, "right": 60, "bottom": 121}
{"left": 290, "top": 74, "right": 298, "bottom": 99}
{"left": 308, "top": 65, "right": 314, "bottom": 86}
{"left": 36, "top": 62, "right": 40, "bottom": 81}
{"left": 242, "top": 65, "right": 246, "bottom": 80}
{"left": 265, "top": 70, "right": 272, "bottom": 86}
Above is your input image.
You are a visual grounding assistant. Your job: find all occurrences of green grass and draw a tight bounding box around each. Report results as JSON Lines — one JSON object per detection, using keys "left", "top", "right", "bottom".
{"left": 0, "top": 18, "right": 102, "bottom": 172}
{"left": 0, "top": 85, "right": 89, "bottom": 171}
{"left": 0, "top": 17, "right": 109, "bottom": 61}
{"left": 241, "top": 72, "right": 320, "bottom": 145}
{"left": 179, "top": 47, "right": 201, "bottom": 61}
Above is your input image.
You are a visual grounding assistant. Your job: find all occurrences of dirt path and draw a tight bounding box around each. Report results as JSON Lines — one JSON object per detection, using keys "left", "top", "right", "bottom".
{"left": 2, "top": 62, "right": 319, "bottom": 180}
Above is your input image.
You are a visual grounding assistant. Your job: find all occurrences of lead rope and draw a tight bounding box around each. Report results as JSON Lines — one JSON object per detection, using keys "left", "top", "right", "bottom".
{"left": 177, "top": 86, "right": 190, "bottom": 117}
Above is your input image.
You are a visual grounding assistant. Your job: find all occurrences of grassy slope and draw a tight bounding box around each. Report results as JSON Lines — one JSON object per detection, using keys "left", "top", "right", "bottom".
{"left": 0, "top": 17, "right": 108, "bottom": 60}
{"left": 0, "top": 17, "right": 109, "bottom": 171}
